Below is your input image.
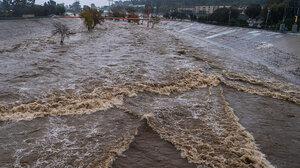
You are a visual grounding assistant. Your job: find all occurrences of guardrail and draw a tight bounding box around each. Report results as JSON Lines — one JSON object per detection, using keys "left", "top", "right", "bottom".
{"left": 63, "top": 16, "right": 176, "bottom": 21}
{"left": 0, "top": 16, "right": 177, "bottom": 21}
{"left": 0, "top": 16, "right": 50, "bottom": 20}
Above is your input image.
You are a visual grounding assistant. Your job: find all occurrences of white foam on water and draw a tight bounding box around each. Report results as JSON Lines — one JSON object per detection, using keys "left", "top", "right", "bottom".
{"left": 205, "top": 30, "right": 236, "bottom": 39}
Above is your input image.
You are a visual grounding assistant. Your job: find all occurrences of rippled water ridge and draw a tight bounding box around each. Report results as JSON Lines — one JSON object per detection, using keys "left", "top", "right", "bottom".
{"left": 0, "top": 18, "right": 299, "bottom": 168}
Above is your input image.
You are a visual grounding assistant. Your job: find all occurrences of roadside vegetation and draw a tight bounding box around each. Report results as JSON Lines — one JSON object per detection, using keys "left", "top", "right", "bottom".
{"left": 110, "top": 4, "right": 160, "bottom": 28}
{"left": 1, "top": 0, "right": 298, "bottom": 32}
{"left": 79, "top": 7, "right": 104, "bottom": 31}
{"left": 150, "top": 15, "right": 160, "bottom": 28}
{"left": 0, "top": 0, "right": 65, "bottom": 17}
{"left": 118, "top": 0, "right": 266, "bottom": 14}
{"left": 125, "top": 6, "right": 140, "bottom": 25}
{"left": 245, "top": 3, "right": 262, "bottom": 19}
{"left": 111, "top": 6, "right": 126, "bottom": 19}
{"left": 162, "top": 0, "right": 299, "bottom": 31}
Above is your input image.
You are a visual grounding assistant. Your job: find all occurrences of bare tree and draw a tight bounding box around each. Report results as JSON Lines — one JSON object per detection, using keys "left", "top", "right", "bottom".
{"left": 151, "top": 15, "right": 161, "bottom": 28}
{"left": 52, "top": 22, "right": 71, "bottom": 45}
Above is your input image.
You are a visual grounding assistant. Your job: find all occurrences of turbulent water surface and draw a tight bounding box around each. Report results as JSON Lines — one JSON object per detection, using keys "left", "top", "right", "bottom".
{"left": 0, "top": 18, "right": 299, "bottom": 168}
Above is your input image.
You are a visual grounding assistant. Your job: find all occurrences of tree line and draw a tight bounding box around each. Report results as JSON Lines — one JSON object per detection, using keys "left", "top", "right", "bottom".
{"left": 261, "top": 0, "right": 300, "bottom": 29}
{"left": 162, "top": 0, "right": 299, "bottom": 31}
{"left": 119, "top": 0, "right": 299, "bottom": 31}
{"left": 126, "top": 0, "right": 265, "bottom": 13}
{"left": 0, "top": 0, "right": 65, "bottom": 17}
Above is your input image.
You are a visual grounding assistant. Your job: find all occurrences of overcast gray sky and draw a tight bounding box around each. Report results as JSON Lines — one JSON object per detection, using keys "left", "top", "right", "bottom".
{"left": 35, "top": 0, "right": 111, "bottom": 7}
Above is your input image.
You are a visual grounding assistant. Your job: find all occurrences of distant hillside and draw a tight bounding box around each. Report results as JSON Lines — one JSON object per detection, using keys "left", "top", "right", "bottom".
{"left": 130, "top": 0, "right": 266, "bottom": 7}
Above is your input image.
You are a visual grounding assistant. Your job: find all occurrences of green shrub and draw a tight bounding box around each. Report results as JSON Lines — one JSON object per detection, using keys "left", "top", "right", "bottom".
{"left": 79, "top": 7, "right": 103, "bottom": 31}
{"left": 230, "top": 18, "right": 248, "bottom": 26}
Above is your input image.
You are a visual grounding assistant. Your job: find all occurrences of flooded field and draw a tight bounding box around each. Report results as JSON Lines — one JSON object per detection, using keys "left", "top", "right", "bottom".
{"left": 0, "top": 18, "right": 299, "bottom": 168}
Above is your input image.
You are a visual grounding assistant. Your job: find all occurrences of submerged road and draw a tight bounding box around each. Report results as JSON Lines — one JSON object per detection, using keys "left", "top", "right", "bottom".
{"left": 160, "top": 22, "right": 300, "bottom": 167}
{"left": 161, "top": 21, "right": 300, "bottom": 85}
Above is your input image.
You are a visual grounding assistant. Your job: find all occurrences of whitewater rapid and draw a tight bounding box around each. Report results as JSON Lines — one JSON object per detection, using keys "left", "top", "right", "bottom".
{"left": 0, "top": 19, "right": 299, "bottom": 168}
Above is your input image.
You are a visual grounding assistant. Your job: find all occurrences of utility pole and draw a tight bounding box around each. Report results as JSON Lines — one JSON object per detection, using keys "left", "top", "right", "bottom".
{"left": 146, "top": 3, "right": 150, "bottom": 27}
{"left": 265, "top": 7, "right": 271, "bottom": 30}
{"left": 108, "top": 0, "right": 113, "bottom": 16}
{"left": 228, "top": 9, "right": 231, "bottom": 25}
{"left": 296, "top": 0, "right": 300, "bottom": 23}
{"left": 108, "top": 0, "right": 110, "bottom": 16}
{"left": 283, "top": 1, "right": 287, "bottom": 23}
{"left": 280, "top": 1, "right": 288, "bottom": 32}
{"left": 292, "top": 0, "right": 299, "bottom": 32}
{"left": 296, "top": 11, "right": 299, "bottom": 24}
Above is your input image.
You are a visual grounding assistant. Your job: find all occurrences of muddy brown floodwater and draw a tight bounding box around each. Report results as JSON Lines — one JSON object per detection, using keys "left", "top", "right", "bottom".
{"left": 0, "top": 18, "right": 299, "bottom": 168}
{"left": 222, "top": 86, "right": 300, "bottom": 168}
{"left": 112, "top": 121, "right": 199, "bottom": 168}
